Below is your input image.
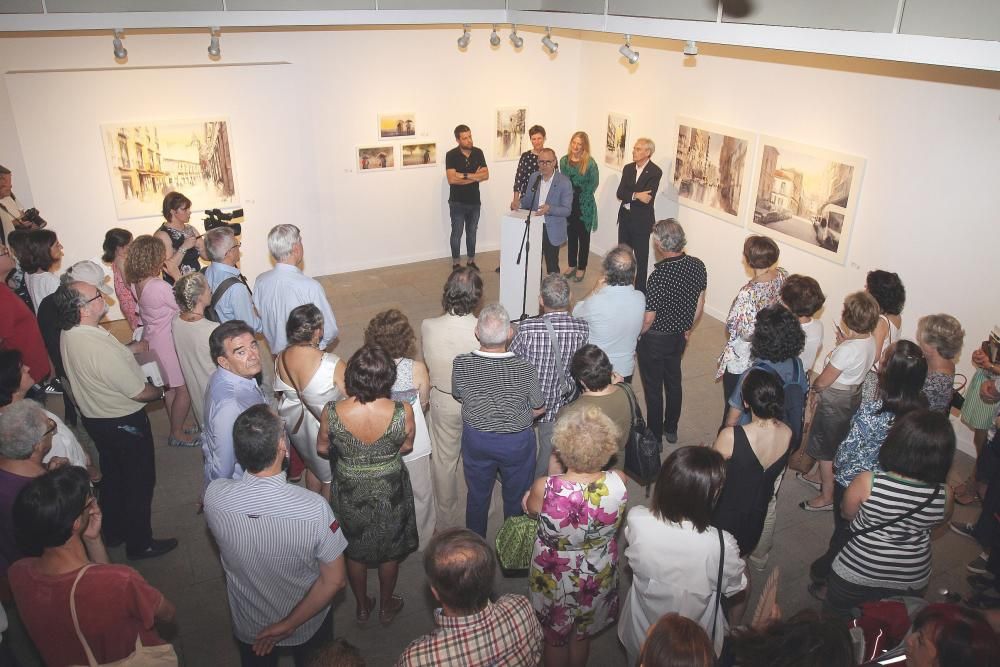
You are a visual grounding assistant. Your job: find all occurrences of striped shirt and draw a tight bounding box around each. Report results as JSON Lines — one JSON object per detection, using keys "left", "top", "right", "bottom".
{"left": 452, "top": 351, "right": 543, "bottom": 433}
{"left": 832, "top": 473, "right": 946, "bottom": 590}
{"left": 204, "top": 472, "right": 348, "bottom": 646}
{"left": 509, "top": 312, "right": 589, "bottom": 421}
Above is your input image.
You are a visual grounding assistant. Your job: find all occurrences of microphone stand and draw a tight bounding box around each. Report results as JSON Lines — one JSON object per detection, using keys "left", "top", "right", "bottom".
{"left": 516, "top": 174, "right": 542, "bottom": 321}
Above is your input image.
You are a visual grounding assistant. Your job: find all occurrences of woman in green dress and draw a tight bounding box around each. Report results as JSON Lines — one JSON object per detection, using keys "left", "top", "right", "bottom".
{"left": 317, "top": 343, "right": 417, "bottom": 626}
{"left": 561, "top": 131, "right": 599, "bottom": 282}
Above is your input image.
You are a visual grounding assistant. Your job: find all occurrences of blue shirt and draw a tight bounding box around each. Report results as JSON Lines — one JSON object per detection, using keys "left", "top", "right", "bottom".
{"left": 834, "top": 398, "right": 894, "bottom": 487}
{"left": 204, "top": 262, "right": 261, "bottom": 332}
{"left": 202, "top": 367, "right": 267, "bottom": 488}
{"left": 252, "top": 263, "right": 338, "bottom": 354}
{"left": 573, "top": 285, "right": 645, "bottom": 377}
{"left": 728, "top": 358, "right": 807, "bottom": 425}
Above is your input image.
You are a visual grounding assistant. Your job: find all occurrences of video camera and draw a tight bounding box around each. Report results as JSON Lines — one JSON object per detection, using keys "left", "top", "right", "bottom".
{"left": 203, "top": 208, "right": 243, "bottom": 237}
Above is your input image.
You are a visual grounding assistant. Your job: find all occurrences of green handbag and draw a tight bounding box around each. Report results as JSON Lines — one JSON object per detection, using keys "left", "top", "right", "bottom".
{"left": 495, "top": 514, "right": 538, "bottom": 577}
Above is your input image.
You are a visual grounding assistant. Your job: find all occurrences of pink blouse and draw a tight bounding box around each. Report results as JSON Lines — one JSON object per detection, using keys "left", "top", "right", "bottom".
{"left": 112, "top": 265, "right": 141, "bottom": 331}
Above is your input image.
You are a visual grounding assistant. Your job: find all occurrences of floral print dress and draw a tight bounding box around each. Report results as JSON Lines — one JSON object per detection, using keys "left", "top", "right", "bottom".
{"left": 529, "top": 472, "right": 627, "bottom": 645}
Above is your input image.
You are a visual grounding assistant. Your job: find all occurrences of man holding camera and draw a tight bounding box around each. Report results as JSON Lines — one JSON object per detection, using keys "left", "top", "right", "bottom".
{"left": 0, "top": 165, "right": 45, "bottom": 244}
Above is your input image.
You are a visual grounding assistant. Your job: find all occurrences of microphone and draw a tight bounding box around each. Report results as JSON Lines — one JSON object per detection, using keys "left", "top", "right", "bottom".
{"left": 531, "top": 173, "right": 542, "bottom": 192}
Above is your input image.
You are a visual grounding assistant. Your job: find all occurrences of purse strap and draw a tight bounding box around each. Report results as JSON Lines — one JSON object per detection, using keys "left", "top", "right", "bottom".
{"left": 542, "top": 315, "right": 572, "bottom": 391}
{"left": 278, "top": 351, "right": 325, "bottom": 435}
{"left": 711, "top": 528, "right": 725, "bottom": 640}
{"left": 69, "top": 564, "right": 100, "bottom": 667}
{"left": 618, "top": 381, "right": 641, "bottom": 432}
{"left": 849, "top": 483, "right": 942, "bottom": 541}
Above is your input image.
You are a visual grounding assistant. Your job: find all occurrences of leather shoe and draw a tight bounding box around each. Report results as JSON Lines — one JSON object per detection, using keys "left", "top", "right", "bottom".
{"left": 664, "top": 432, "right": 678, "bottom": 444}
{"left": 127, "top": 538, "right": 179, "bottom": 561}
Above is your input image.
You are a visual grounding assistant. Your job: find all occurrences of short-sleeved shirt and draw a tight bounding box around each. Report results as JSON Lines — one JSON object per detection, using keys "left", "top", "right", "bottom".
{"left": 204, "top": 473, "right": 348, "bottom": 646}
{"left": 645, "top": 254, "right": 708, "bottom": 334}
{"left": 556, "top": 385, "right": 632, "bottom": 449}
{"left": 8, "top": 560, "right": 166, "bottom": 666}
{"left": 800, "top": 319, "right": 824, "bottom": 373}
{"left": 60, "top": 324, "right": 147, "bottom": 418}
{"left": 829, "top": 337, "right": 877, "bottom": 387}
{"left": 0, "top": 283, "right": 50, "bottom": 383}
{"left": 446, "top": 146, "right": 488, "bottom": 205}
{"left": 727, "top": 358, "right": 808, "bottom": 424}
{"left": 573, "top": 285, "right": 645, "bottom": 377}
{"left": 452, "top": 351, "right": 543, "bottom": 433}
{"left": 513, "top": 151, "right": 539, "bottom": 195}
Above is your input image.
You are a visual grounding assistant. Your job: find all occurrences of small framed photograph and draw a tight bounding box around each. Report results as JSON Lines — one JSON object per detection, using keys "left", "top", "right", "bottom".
{"left": 495, "top": 107, "right": 527, "bottom": 161}
{"left": 378, "top": 113, "right": 416, "bottom": 140}
{"left": 401, "top": 142, "right": 437, "bottom": 169}
{"left": 604, "top": 112, "right": 631, "bottom": 171}
{"left": 357, "top": 145, "right": 395, "bottom": 172}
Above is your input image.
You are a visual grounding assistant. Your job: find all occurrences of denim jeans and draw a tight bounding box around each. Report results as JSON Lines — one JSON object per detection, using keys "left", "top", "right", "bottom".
{"left": 448, "top": 202, "right": 481, "bottom": 260}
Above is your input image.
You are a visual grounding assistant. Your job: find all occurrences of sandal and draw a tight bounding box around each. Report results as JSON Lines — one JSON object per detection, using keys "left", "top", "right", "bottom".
{"left": 573, "top": 270, "right": 586, "bottom": 283}
{"left": 563, "top": 268, "right": 578, "bottom": 280}
{"left": 356, "top": 595, "right": 376, "bottom": 625}
{"left": 379, "top": 594, "right": 404, "bottom": 625}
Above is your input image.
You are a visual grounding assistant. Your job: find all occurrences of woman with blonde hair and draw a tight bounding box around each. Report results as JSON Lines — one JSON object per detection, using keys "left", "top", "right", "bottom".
{"left": 560, "top": 131, "right": 599, "bottom": 282}
{"left": 125, "top": 234, "right": 194, "bottom": 447}
{"left": 171, "top": 272, "right": 218, "bottom": 433}
{"left": 525, "top": 405, "right": 627, "bottom": 667}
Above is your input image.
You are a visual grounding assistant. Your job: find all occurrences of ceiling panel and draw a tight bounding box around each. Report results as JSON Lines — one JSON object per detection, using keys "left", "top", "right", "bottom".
{"left": 226, "top": 0, "right": 374, "bottom": 8}
{"left": 0, "top": 0, "right": 42, "bottom": 13}
{"left": 899, "top": 0, "right": 1000, "bottom": 41}
{"left": 378, "top": 0, "right": 501, "bottom": 7}
{"left": 609, "top": 0, "right": 718, "bottom": 22}
{"left": 45, "top": 0, "right": 223, "bottom": 11}
{"left": 508, "top": 0, "right": 605, "bottom": 14}
{"left": 723, "top": 0, "right": 898, "bottom": 33}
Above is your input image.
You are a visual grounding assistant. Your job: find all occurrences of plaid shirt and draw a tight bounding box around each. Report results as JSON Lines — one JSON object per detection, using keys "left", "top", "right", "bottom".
{"left": 397, "top": 595, "right": 543, "bottom": 667}
{"left": 510, "top": 312, "right": 589, "bottom": 421}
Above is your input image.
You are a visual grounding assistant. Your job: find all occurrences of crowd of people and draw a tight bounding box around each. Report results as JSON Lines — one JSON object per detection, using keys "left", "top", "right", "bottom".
{"left": 0, "top": 151, "right": 999, "bottom": 667}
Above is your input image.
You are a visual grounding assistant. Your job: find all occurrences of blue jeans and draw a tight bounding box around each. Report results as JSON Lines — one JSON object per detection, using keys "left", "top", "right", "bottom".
{"left": 462, "top": 424, "right": 536, "bottom": 537}
{"left": 449, "top": 202, "right": 480, "bottom": 260}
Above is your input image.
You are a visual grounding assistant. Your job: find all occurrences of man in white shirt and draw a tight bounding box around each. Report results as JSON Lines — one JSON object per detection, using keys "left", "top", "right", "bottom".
{"left": 253, "top": 224, "right": 338, "bottom": 355}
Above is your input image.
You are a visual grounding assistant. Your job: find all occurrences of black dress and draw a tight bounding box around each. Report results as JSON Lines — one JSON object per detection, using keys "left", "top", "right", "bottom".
{"left": 157, "top": 223, "right": 201, "bottom": 284}
{"left": 712, "top": 426, "right": 789, "bottom": 556}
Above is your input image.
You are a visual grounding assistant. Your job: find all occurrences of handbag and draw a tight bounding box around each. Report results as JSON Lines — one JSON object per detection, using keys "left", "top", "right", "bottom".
{"left": 542, "top": 316, "right": 577, "bottom": 401}
{"left": 619, "top": 382, "right": 662, "bottom": 495}
{"left": 69, "top": 565, "right": 178, "bottom": 667}
{"left": 787, "top": 389, "right": 819, "bottom": 473}
{"left": 495, "top": 514, "right": 538, "bottom": 577}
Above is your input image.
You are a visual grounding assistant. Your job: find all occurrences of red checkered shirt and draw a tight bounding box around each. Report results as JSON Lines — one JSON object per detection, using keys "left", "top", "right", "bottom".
{"left": 396, "top": 594, "right": 543, "bottom": 666}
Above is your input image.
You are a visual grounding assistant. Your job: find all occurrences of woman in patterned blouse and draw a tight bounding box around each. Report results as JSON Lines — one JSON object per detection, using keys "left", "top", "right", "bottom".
{"left": 509, "top": 125, "right": 547, "bottom": 211}
{"left": 102, "top": 228, "right": 140, "bottom": 331}
{"left": 560, "top": 131, "right": 599, "bottom": 282}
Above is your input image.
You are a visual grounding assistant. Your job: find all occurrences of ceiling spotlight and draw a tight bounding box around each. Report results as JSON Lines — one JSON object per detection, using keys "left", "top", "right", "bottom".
{"left": 683, "top": 40, "right": 698, "bottom": 56}
{"left": 457, "top": 24, "right": 471, "bottom": 49}
{"left": 619, "top": 34, "right": 639, "bottom": 64}
{"left": 207, "top": 27, "right": 221, "bottom": 58}
{"left": 541, "top": 27, "right": 558, "bottom": 54}
{"left": 112, "top": 29, "right": 127, "bottom": 60}
{"left": 490, "top": 24, "right": 501, "bottom": 47}
{"left": 509, "top": 24, "right": 524, "bottom": 49}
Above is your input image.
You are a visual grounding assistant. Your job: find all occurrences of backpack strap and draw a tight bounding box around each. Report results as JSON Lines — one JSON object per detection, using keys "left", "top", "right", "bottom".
{"left": 210, "top": 276, "right": 242, "bottom": 312}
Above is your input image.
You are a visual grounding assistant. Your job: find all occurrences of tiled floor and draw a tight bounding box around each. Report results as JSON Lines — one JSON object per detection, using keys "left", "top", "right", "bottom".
{"left": 28, "top": 249, "right": 982, "bottom": 666}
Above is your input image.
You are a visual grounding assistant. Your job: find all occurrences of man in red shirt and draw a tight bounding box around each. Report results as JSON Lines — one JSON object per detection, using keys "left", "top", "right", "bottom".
{"left": 0, "top": 244, "right": 49, "bottom": 384}
{"left": 8, "top": 466, "right": 176, "bottom": 666}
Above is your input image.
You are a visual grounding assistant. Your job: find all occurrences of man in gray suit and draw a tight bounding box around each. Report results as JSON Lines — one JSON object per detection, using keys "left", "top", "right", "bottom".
{"left": 520, "top": 148, "right": 573, "bottom": 275}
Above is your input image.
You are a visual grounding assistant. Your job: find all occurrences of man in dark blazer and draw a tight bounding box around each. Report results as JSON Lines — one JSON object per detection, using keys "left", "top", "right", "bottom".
{"left": 520, "top": 148, "right": 573, "bottom": 275}
{"left": 615, "top": 138, "right": 663, "bottom": 293}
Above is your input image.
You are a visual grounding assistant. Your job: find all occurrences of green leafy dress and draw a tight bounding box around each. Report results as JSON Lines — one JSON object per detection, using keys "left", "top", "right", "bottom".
{"left": 327, "top": 401, "right": 418, "bottom": 563}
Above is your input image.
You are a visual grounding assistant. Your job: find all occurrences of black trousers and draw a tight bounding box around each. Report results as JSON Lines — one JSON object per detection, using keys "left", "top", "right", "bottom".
{"left": 810, "top": 482, "right": 849, "bottom": 583}
{"left": 236, "top": 610, "right": 332, "bottom": 667}
{"left": 637, "top": 330, "right": 687, "bottom": 439}
{"left": 617, "top": 211, "right": 652, "bottom": 293}
{"left": 542, "top": 224, "right": 561, "bottom": 275}
{"left": 81, "top": 409, "right": 155, "bottom": 553}
{"left": 566, "top": 212, "right": 591, "bottom": 270}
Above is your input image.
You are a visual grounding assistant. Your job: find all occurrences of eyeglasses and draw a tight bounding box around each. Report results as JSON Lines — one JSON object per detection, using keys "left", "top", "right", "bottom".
{"left": 84, "top": 294, "right": 103, "bottom": 305}
{"left": 43, "top": 419, "right": 57, "bottom": 438}
{"left": 538, "top": 160, "right": 555, "bottom": 165}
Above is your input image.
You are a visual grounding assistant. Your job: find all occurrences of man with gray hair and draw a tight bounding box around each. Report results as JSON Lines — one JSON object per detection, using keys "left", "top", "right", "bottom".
{"left": 638, "top": 218, "right": 706, "bottom": 444}
{"left": 253, "top": 224, "right": 338, "bottom": 354}
{"left": 572, "top": 245, "right": 646, "bottom": 380}
{"left": 518, "top": 147, "right": 573, "bottom": 275}
{"left": 616, "top": 138, "right": 663, "bottom": 293}
{"left": 203, "top": 226, "right": 261, "bottom": 332}
{"left": 452, "top": 303, "right": 544, "bottom": 537}
{"left": 510, "top": 273, "right": 589, "bottom": 476}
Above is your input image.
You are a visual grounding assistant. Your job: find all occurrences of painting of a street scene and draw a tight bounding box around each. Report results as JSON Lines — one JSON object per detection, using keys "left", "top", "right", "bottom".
{"left": 357, "top": 145, "right": 395, "bottom": 172}
{"left": 673, "top": 119, "right": 753, "bottom": 226}
{"left": 605, "top": 112, "right": 630, "bottom": 171}
{"left": 102, "top": 119, "right": 238, "bottom": 220}
{"left": 748, "top": 136, "right": 864, "bottom": 263}
{"left": 401, "top": 142, "right": 437, "bottom": 168}
{"left": 495, "top": 107, "right": 526, "bottom": 161}
{"left": 378, "top": 113, "right": 416, "bottom": 139}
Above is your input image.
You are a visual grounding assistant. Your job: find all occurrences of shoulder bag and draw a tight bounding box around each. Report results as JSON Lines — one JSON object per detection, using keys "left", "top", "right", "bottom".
{"left": 619, "top": 382, "right": 662, "bottom": 496}
{"left": 710, "top": 528, "right": 725, "bottom": 643}
{"left": 68, "top": 565, "right": 178, "bottom": 667}
{"left": 542, "top": 316, "right": 578, "bottom": 401}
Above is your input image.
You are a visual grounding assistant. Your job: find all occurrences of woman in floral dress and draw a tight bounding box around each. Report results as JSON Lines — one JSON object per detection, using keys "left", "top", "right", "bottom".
{"left": 524, "top": 405, "right": 627, "bottom": 667}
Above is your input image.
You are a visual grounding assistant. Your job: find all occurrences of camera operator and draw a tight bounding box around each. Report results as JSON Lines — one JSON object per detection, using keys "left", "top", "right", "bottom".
{"left": 155, "top": 192, "right": 202, "bottom": 285}
{"left": 0, "top": 165, "right": 45, "bottom": 245}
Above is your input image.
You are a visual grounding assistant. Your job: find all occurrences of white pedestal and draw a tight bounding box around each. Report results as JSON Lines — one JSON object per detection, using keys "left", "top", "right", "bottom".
{"left": 499, "top": 209, "right": 543, "bottom": 319}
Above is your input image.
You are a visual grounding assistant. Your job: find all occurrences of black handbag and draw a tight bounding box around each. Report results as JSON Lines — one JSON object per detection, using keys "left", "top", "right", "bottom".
{"left": 619, "top": 382, "right": 662, "bottom": 495}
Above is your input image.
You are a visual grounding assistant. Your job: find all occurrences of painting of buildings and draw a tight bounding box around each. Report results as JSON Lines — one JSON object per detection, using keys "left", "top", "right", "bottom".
{"left": 672, "top": 119, "right": 752, "bottom": 226}
{"left": 102, "top": 119, "right": 238, "bottom": 220}
{"left": 748, "top": 136, "right": 865, "bottom": 263}
{"left": 605, "top": 112, "right": 630, "bottom": 170}
{"left": 494, "top": 107, "right": 527, "bottom": 161}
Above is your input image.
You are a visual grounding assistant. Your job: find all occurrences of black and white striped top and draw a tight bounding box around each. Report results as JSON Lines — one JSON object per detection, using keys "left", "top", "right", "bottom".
{"left": 451, "top": 350, "right": 544, "bottom": 433}
{"left": 832, "top": 473, "right": 946, "bottom": 590}
{"left": 204, "top": 473, "right": 348, "bottom": 645}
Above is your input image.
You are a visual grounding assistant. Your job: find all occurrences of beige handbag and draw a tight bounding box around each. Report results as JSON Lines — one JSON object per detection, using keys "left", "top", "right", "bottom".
{"left": 787, "top": 389, "right": 819, "bottom": 474}
{"left": 69, "top": 565, "right": 178, "bottom": 667}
